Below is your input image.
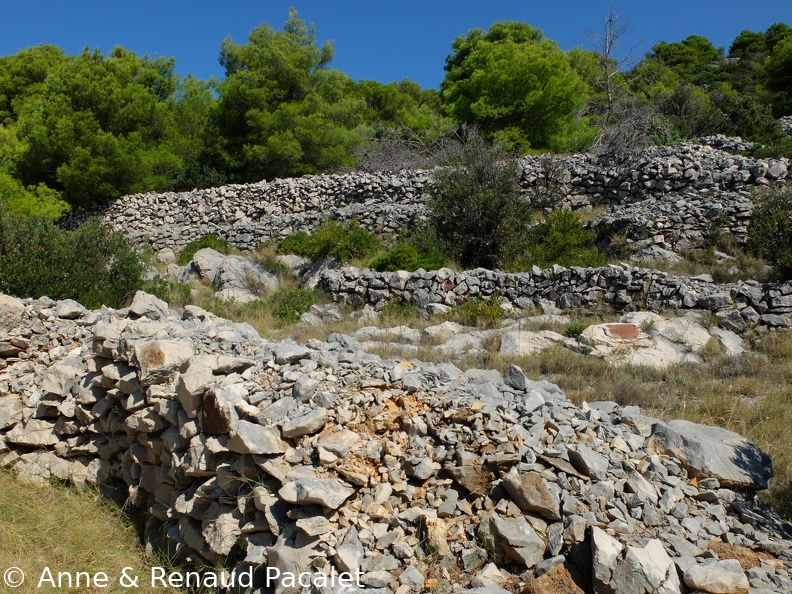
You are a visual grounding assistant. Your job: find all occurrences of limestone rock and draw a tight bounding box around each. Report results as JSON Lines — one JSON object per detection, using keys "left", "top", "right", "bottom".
{"left": 648, "top": 419, "right": 773, "bottom": 489}
{"left": 683, "top": 560, "right": 750, "bottom": 594}
{"left": 279, "top": 478, "right": 355, "bottom": 509}
{"left": 228, "top": 421, "right": 289, "bottom": 455}
{"left": 479, "top": 513, "right": 545, "bottom": 568}
{"left": 134, "top": 339, "right": 193, "bottom": 386}
{"left": 0, "top": 294, "right": 24, "bottom": 332}
{"left": 502, "top": 467, "right": 561, "bottom": 521}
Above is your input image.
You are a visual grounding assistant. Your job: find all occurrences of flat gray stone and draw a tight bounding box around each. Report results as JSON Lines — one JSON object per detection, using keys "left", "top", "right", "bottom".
{"left": 228, "top": 420, "right": 289, "bottom": 455}
{"left": 279, "top": 478, "right": 355, "bottom": 509}
{"left": 648, "top": 419, "right": 773, "bottom": 489}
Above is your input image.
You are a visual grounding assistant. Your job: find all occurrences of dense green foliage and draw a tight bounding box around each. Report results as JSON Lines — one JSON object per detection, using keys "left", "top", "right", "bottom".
{"left": 370, "top": 243, "right": 447, "bottom": 272}
{"left": 429, "top": 133, "right": 531, "bottom": 269}
{"left": 177, "top": 234, "right": 232, "bottom": 266}
{"left": 266, "top": 288, "right": 317, "bottom": 324}
{"left": 747, "top": 185, "right": 792, "bottom": 278}
{"left": 440, "top": 22, "right": 594, "bottom": 152}
{"left": 278, "top": 220, "right": 378, "bottom": 263}
{"left": 0, "top": 9, "right": 790, "bottom": 220}
{"left": 0, "top": 211, "right": 141, "bottom": 307}
{"left": 518, "top": 210, "right": 607, "bottom": 269}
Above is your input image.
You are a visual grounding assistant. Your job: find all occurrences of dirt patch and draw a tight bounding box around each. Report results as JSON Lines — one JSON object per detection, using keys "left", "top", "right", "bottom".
{"left": 708, "top": 540, "right": 778, "bottom": 570}
{"left": 606, "top": 323, "right": 639, "bottom": 339}
{"left": 523, "top": 561, "right": 587, "bottom": 594}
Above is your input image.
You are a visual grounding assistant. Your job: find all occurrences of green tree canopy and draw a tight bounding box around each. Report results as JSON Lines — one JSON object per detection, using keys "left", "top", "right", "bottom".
{"left": 440, "top": 21, "right": 593, "bottom": 152}
{"left": 10, "top": 46, "right": 182, "bottom": 207}
{"left": 215, "top": 8, "right": 365, "bottom": 181}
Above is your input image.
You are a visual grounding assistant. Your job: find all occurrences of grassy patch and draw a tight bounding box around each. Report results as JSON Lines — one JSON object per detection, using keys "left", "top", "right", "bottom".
{"left": 0, "top": 470, "right": 171, "bottom": 594}
{"left": 176, "top": 234, "right": 232, "bottom": 266}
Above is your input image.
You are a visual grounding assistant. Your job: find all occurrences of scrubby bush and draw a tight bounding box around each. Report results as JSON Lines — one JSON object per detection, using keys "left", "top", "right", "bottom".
{"left": 444, "top": 296, "right": 504, "bottom": 328}
{"left": 277, "top": 231, "right": 313, "bottom": 258}
{"left": 0, "top": 211, "right": 142, "bottom": 308}
{"left": 177, "top": 234, "right": 232, "bottom": 266}
{"left": 141, "top": 277, "right": 192, "bottom": 308}
{"left": 562, "top": 321, "right": 589, "bottom": 338}
{"left": 278, "top": 220, "right": 378, "bottom": 263}
{"left": 370, "top": 243, "right": 446, "bottom": 272}
{"left": 429, "top": 131, "right": 531, "bottom": 269}
{"left": 266, "top": 289, "right": 317, "bottom": 324}
{"left": 516, "top": 210, "right": 607, "bottom": 269}
{"left": 747, "top": 185, "right": 792, "bottom": 278}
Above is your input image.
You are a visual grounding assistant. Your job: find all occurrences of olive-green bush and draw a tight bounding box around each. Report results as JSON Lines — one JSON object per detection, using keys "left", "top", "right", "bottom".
{"left": 0, "top": 212, "right": 142, "bottom": 308}
{"left": 747, "top": 185, "right": 792, "bottom": 278}
{"left": 278, "top": 220, "right": 378, "bottom": 263}
{"left": 516, "top": 210, "right": 607, "bottom": 269}
{"left": 177, "top": 234, "right": 232, "bottom": 266}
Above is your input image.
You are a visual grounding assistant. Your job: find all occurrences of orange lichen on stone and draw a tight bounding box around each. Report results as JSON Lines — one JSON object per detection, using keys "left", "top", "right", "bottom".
{"left": 606, "top": 323, "right": 639, "bottom": 339}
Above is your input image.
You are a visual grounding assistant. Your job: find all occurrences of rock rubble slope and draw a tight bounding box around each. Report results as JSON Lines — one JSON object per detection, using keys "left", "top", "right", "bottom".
{"left": 1, "top": 291, "right": 791, "bottom": 594}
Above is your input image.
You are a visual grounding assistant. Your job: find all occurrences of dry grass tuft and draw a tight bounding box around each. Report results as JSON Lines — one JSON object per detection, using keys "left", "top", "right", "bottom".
{"left": 0, "top": 470, "right": 173, "bottom": 593}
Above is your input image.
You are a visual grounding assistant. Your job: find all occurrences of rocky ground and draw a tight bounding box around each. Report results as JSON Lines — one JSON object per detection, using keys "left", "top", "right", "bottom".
{"left": 1, "top": 291, "right": 792, "bottom": 594}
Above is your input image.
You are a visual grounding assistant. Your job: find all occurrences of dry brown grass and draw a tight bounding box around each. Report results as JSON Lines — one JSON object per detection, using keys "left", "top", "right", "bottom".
{"left": 0, "top": 470, "right": 174, "bottom": 593}
{"left": 484, "top": 331, "right": 792, "bottom": 516}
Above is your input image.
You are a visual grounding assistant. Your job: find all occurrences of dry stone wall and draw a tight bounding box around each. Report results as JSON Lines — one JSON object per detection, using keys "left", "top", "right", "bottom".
{"left": 2, "top": 291, "right": 792, "bottom": 593}
{"left": 61, "top": 143, "right": 790, "bottom": 253}
{"left": 318, "top": 263, "right": 792, "bottom": 333}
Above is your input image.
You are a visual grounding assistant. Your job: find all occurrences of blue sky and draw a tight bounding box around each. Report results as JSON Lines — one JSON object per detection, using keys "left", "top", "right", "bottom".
{"left": 2, "top": 1, "right": 791, "bottom": 90}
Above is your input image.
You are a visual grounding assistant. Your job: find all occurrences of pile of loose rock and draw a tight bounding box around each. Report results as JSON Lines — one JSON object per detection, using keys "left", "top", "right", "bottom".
{"left": 1, "top": 291, "right": 791, "bottom": 593}
{"left": 589, "top": 189, "right": 755, "bottom": 252}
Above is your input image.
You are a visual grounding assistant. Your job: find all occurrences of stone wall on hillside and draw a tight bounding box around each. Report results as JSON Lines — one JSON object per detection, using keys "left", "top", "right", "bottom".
{"left": 60, "top": 143, "right": 790, "bottom": 253}
{"left": 2, "top": 292, "right": 792, "bottom": 593}
{"left": 318, "top": 263, "right": 792, "bottom": 334}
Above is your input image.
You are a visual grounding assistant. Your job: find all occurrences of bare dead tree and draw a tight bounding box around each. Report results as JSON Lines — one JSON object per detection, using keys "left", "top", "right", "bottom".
{"left": 355, "top": 119, "right": 467, "bottom": 172}
{"left": 587, "top": 3, "right": 638, "bottom": 127}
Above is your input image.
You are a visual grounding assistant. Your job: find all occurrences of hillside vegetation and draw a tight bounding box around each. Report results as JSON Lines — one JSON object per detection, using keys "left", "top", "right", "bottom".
{"left": 0, "top": 9, "right": 791, "bottom": 217}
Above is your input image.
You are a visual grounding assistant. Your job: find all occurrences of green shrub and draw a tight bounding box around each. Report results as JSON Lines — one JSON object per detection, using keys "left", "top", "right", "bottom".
{"left": 177, "top": 234, "right": 232, "bottom": 266}
{"left": 562, "top": 321, "right": 589, "bottom": 338}
{"left": 266, "top": 289, "right": 317, "bottom": 324}
{"left": 141, "top": 277, "right": 192, "bottom": 308}
{"left": 516, "top": 210, "right": 607, "bottom": 269}
{"left": 747, "top": 185, "right": 792, "bottom": 278}
{"left": 0, "top": 212, "right": 142, "bottom": 308}
{"left": 429, "top": 131, "right": 531, "bottom": 269}
{"left": 444, "top": 296, "right": 504, "bottom": 328}
{"left": 278, "top": 231, "right": 314, "bottom": 258}
{"left": 370, "top": 243, "right": 447, "bottom": 272}
{"left": 278, "top": 221, "right": 378, "bottom": 263}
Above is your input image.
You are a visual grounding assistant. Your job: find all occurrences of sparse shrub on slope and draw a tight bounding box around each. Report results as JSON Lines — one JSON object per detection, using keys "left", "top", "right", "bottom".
{"left": 278, "top": 220, "right": 378, "bottom": 263}
{"left": 266, "top": 289, "right": 317, "bottom": 324}
{"left": 429, "top": 131, "right": 531, "bottom": 269}
{"left": 443, "top": 296, "right": 504, "bottom": 328}
{"left": 516, "top": 209, "right": 607, "bottom": 269}
{"left": 0, "top": 211, "right": 142, "bottom": 308}
{"left": 177, "top": 233, "right": 232, "bottom": 265}
{"left": 747, "top": 185, "right": 792, "bottom": 279}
